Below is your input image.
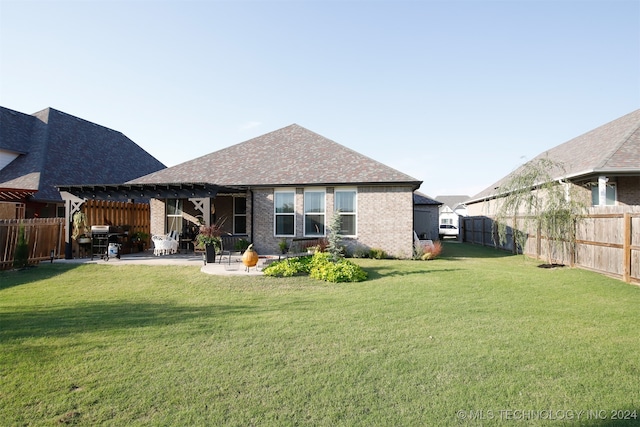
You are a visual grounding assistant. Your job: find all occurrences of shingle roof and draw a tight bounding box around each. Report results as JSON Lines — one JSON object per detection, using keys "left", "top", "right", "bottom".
{"left": 435, "top": 195, "right": 470, "bottom": 209}
{"left": 413, "top": 191, "right": 441, "bottom": 205}
{"left": 0, "top": 106, "right": 166, "bottom": 202}
{"left": 130, "top": 124, "right": 422, "bottom": 188}
{"left": 470, "top": 109, "right": 640, "bottom": 202}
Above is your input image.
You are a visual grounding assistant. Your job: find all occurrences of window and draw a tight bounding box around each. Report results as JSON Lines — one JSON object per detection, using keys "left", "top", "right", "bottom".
{"left": 441, "top": 218, "right": 453, "bottom": 225}
{"left": 233, "top": 196, "right": 247, "bottom": 234}
{"left": 274, "top": 191, "right": 295, "bottom": 236}
{"left": 591, "top": 184, "right": 616, "bottom": 206}
{"left": 304, "top": 190, "right": 325, "bottom": 236}
{"left": 166, "top": 199, "right": 183, "bottom": 234}
{"left": 334, "top": 189, "right": 357, "bottom": 236}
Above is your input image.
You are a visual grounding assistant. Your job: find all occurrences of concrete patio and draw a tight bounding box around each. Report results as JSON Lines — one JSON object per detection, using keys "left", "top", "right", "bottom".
{"left": 50, "top": 250, "right": 277, "bottom": 276}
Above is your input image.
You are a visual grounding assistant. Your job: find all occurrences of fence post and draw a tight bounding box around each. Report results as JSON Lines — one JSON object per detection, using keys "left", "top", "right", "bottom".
{"left": 623, "top": 213, "right": 631, "bottom": 283}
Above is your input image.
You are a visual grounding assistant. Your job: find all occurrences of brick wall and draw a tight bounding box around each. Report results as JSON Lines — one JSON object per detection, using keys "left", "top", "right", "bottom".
{"left": 150, "top": 198, "right": 165, "bottom": 237}
{"left": 618, "top": 176, "right": 640, "bottom": 206}
{"left": 357, "top": 186, "right": 415, "bottom": 258}
{"left": 252, "top": 185, "right": 415, "bottom": 258}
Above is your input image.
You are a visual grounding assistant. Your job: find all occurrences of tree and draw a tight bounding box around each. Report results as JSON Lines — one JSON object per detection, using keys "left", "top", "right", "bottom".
{"left": 493, "top": 158, "right": 587, "bottom": 265}
{"left": 326, "top": 212, "right": 344, "bottom": 262}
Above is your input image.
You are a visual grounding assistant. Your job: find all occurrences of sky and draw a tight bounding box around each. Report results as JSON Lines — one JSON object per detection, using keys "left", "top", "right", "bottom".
{"left": 1, "top": 0, "right": 639, "bottom": 198}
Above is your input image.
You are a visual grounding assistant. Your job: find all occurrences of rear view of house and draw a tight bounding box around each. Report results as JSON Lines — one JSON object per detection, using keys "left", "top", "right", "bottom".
{"left": 126, "top": 124, "right": 423, "bottom": 257}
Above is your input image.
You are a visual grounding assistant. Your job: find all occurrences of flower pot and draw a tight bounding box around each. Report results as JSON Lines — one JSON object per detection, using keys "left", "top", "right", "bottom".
{"left": 205, "top": 244, "right": 216, "bottom": 263}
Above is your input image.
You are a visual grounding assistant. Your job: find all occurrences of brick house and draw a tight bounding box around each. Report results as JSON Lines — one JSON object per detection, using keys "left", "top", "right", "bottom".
{"left": 467, "top": 109, "right": 640, "bottom": 215}
{"left": 128, "top": 124, "right": 423, "bottom": 258}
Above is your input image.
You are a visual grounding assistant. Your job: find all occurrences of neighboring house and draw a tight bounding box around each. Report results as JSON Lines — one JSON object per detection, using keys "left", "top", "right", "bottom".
{"left": 0, "top": 106, "right": 166, "bottom": 219}
{"left": 435, "top": 195, "right": 469, "bottom": 228}
{"left": 65, "top": 124, "right": 423, "bottom": 257}
{"left": 413, "top": 191, "right": 442, "bottom": 240}
{"left": 467, "top": 109, "right": 640, "bottom": 215}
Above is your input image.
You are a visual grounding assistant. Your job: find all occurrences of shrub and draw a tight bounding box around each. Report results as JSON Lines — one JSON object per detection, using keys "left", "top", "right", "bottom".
{"left": 351, "top": 245, "right": 370, "bottom": 258}
{"left": 418, "top": 240, "right": 443, "bottom": 261}
{"left": 309, "top": 252, "right": 367, "bottom": 283}
{"left": 264, "top": 253, "right": 367, "bottom": 283}
{"left": 235, "top": 238, "right": 250, "bottom": 252}
{"left": 368, "top": 248, "right": 387, "bottom": 259}
{"left": 13, "top": 223, "right": 29, "bottom": 269}
{"left": 262, "top": 256, "right": 312, "bottom": 277}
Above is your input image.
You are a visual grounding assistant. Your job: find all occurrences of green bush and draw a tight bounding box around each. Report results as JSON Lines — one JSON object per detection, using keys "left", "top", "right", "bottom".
{"left": 13, "top": 224, "right": 29, "bottom": 269}
{"left": 368, "top": 248, "right": 387, "bottom": 259}
{"left": 262, "top": 256, "right": 312, "bottom": 277}
{"left": 263, "top": 253, "right": 367, "bottom": 283}
{"left": 350, "top": 245, "right": 370, "bottom": 258}
{"left": 309, "top": 252, "right": 367, "bottom": 283}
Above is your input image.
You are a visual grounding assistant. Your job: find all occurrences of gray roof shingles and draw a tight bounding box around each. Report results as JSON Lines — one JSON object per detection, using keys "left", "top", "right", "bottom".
{"left": 413, "top": 191, "right": 441, "bottom": 205}
{"left": 471, "top": 109, "right": 640, "bottom": 201}
{"left": 0, "top": 107, "right": 166, "bottom": 202}
{"left": 130, "top": 124, "right": 422, "bottom": 188}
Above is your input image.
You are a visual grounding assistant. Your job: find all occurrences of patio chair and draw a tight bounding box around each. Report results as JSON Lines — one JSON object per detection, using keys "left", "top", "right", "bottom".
{"left": 152, "top": 232, "right": 180, "bottom": 256}
{"left": 218, "top": 235, "right": 249, "bottom": 264}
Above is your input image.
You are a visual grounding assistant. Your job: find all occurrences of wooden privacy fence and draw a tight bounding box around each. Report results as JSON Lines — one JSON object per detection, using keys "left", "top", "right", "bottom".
{"left": 0, "top": 200, "right": 150, "bottom": 269}
{"left": 0, "top": 218, "right": 65, "bottom": 270}
{"left": 462, "top": 211, "right": 640, "bottom": 285}
{"left": 74, "top": 200, "right": 151, "bottom": 257}
{"left": 82, "top": 199, "right": 149, "bottom": 234}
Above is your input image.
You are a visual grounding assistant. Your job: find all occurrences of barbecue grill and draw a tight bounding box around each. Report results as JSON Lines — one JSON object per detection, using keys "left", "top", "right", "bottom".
{"left": 91, "top": 226, "right": 124, "bottom": 260}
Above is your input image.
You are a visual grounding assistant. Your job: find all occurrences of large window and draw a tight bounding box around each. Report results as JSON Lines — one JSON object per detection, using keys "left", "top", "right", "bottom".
{"left": 166, "top": 199, "right": 183, "bottom": 234}
{"left": 591, "top": 184, "right": 617, "bottom": 206}
{"left": 275, "top": 191, "right": 295, "bottom": 236}
{"left": 304, "top": 190, "right": 325, "bottom": 236}
{"left": 233, "top": 196, "right": 247, "bottom": 234}
{"left": 334, "top": 189, "right": 356, "bottom": 236}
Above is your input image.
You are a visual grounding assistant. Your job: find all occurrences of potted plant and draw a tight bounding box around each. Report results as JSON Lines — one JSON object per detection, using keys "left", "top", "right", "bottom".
{"left": 235, "top": 238, "right": 250, "bottom": 252}
{"left": 131, "top": 231, "right": 149, "bottom": 252}
{"left": 196, "top": 224, "right": 222, "bottom": 263}
{"left": 278, "top": 238, "right": 289, "bottom": 254}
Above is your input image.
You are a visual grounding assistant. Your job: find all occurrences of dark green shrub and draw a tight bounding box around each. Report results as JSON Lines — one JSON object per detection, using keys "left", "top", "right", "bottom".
{"left": 351, "top": 245, "right": 370, "bottom": 258}
{"left": 368, "top": 248, "right": 387, "bottom": 259}
{"left": 13, "top": 224, "right": 29, "bottom": 269}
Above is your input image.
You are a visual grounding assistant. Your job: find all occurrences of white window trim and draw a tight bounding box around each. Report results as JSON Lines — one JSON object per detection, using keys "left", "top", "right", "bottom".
{"left": 274, "top": 189, "right": 296, "bottom": 237}
{"left": 304, "top": 188, "right": 326, "bottom": 237}
{"left": 334, "top": 187, "right": 357, "bottom": 237}
{"left": 590, "top": 182, "right": 617, "bottom": 206}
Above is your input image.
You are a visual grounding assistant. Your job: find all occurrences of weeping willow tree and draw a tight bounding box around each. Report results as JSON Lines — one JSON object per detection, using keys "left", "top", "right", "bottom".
{"left": 493, "top": 158, "right": 587, "bottom": 265}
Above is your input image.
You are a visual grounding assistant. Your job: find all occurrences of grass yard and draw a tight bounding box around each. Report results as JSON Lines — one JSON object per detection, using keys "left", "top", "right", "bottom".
{"left": 1, "top": 243, "right": 639, "bottom": 426}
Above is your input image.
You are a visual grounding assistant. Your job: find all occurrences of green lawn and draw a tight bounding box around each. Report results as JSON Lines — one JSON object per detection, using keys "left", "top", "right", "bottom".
{"left": 1, "top": 243, "right": 639, "bottom": 426}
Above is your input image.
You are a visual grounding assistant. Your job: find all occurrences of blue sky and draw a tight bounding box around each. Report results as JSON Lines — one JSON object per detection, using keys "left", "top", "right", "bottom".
{"left": 1, "top": 0, "right": 638, "bottom": 198}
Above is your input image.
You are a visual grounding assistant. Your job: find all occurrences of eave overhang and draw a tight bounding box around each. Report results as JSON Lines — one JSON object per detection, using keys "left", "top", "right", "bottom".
{"left": 0, "top": 187, "right": 37, "bottom": 202}
{"left": 56, "top": 182, "right": 244, "bottom": 200}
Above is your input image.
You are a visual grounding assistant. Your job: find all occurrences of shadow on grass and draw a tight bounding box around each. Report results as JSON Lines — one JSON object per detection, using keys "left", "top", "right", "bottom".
{"left": 0, "top": 300, "right": 256, "bottom": 340}
{"left": 0, "top": 263, "right": 83, "bottom": 292}
{"left": 440, "top": 241, "right": 518, "bottom": 260}
{"left": 363, "top": 266, "right": 465, "bottom": 281}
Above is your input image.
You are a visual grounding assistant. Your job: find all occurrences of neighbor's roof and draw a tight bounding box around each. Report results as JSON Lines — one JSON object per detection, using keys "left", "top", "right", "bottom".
{"left": 470, "top": 109, "right": 640, "bottom": 202}
{"left": 0, "top": 106, "right": 166, "bottom": 202}
{"left": 435, "top": 195, "right": 469, "bottom": 209}
{"left": 130, "top": 124, "right": 422, "bottom": 188}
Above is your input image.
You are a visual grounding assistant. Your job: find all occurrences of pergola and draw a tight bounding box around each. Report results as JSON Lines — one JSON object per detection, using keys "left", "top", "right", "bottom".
{"left": 56, "top": 182, "right": 245, "bottom": 259}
